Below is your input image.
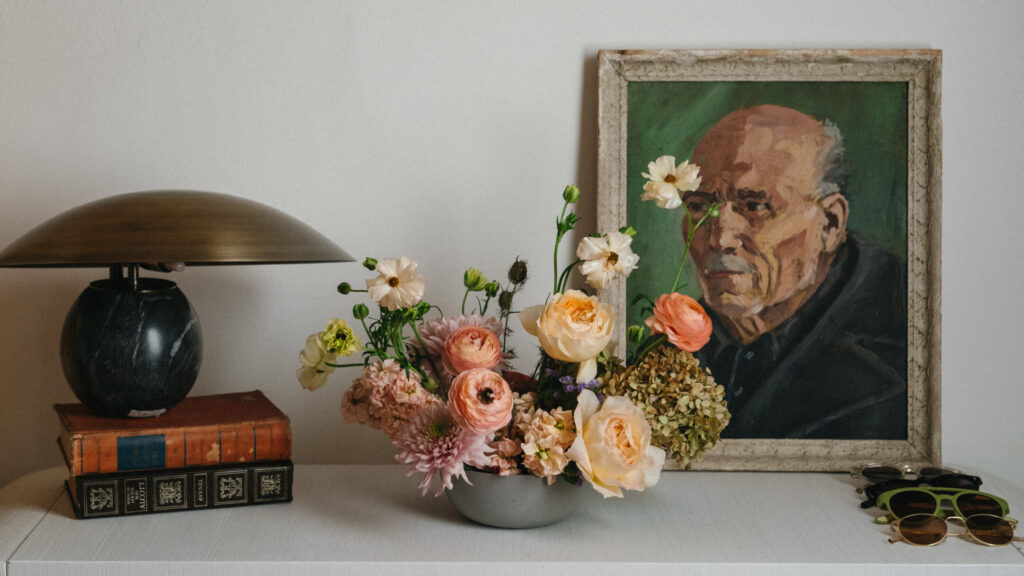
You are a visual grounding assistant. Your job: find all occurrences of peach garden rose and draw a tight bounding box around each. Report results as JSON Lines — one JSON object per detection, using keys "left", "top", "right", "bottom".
{"left": 518, "top": 290, "right": 614, "bottom": 381}
{"left": 644, "top": 292, "right": 712, "bottom": 352}
{"left": 447, "top": 368, "right": 514, "bottom": 434}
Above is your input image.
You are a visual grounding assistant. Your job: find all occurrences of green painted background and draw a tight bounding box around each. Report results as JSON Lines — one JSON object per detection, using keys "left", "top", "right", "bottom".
{"left": 624, "top": 81, "right": 909, "bottom": 331}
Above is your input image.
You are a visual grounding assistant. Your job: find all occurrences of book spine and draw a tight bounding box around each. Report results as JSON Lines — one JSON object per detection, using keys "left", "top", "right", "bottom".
{"left": 67, "top": 460, "right": 293, "bottom": 519}
{"left": 63, "top": 420, "right": 291, "bottom": 475}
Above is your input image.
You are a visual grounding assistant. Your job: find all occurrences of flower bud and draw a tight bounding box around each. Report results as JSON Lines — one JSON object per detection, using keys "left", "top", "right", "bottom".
{"left": 420, "top": 377, "right": 437, "bottom": 393}
{"left": 362, "top": 257, "right": 378, "bottom": 271}
{"left": 507, "top": 258, "right": 528, "bottom": 285}
{"left": 619, "top": 225, "right": 637, "bottom": 237}
{"left": 498, "top": 290, "right": 514, "bottom": 312}
{"left": 337, "top": 282, "right": 352, "bottom": 294}
{"left": 709, "top": 205, "right": 720, "bottom": 218}
{"left": 484, "top": 280, "right": 500, "bottom": 298}
{"left": 627, "top": 324, "right": 646, "bottom": 345}
{"left": 463, "top": 268, "right": 488, "bottom": 291}
{"left": 562, "top": 184, "right": 580, "bottom": 203}
{"left": 352, "top": 303, "right": 370, "bottom": 320}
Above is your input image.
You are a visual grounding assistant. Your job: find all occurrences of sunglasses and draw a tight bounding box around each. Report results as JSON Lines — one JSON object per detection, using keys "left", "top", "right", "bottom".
{"left": 851, "top": 464, "right": 959, "bottom": 484}
{"left": 860, "top": 473, "right": 983, "bottom": 509}
{"left": 889, "top": 513, "right": 1023, "bottom": 547}
{"left": 876, "top": 487, "right": 1010, "bottom": 520}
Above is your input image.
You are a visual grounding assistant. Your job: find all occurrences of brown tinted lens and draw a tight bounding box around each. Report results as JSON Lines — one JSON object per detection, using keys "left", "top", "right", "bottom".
{"left": 889, "top": 490, "right": 937, "bottom": 518}
{"left": 863, "top": 465, "right": 903, "bottom": 483}
{"left": 965, "top": 515, "right": 1014, "bottom": 546}
{"left": 957, "top": 493, "right": 1003, "bottom": 517}
{"left": 898, "top": 514, "right": 946, "bottom": 545}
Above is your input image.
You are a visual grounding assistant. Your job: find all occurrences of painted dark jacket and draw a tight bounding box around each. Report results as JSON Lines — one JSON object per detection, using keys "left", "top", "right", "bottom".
{"left": 695, "top": 234, "right": 908, "bottom": 439}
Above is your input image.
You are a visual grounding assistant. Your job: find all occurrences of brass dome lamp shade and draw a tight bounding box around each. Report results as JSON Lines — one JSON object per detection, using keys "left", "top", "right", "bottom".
{"left": 0, "top": 190, "right": 353, "bottom": 418}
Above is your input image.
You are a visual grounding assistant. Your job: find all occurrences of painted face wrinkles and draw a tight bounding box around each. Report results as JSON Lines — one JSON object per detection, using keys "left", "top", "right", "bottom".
{"left": 684, "top": 106, "right": 841, "bottom": 343}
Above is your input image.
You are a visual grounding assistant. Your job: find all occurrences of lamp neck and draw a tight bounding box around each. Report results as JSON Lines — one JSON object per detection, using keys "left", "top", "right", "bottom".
{"left": 108, "top": 264, "right": 141, "bottom": 291}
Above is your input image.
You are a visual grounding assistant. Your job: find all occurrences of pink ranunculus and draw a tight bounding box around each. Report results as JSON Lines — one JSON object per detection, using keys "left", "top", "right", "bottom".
{"left": 448, "top": 368, "right": 514, "bottom": 434}
{"left": 644, "top": 293, "right": 713, "bottom": 352}
{"left": 441, "top": 326, "right": 502, "bottom": 375}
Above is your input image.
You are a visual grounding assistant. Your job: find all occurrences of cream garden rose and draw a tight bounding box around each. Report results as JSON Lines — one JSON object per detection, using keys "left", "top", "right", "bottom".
{"left": 566, "top": 389, "right": 666, "bottom": 498}
{"left": 519, "top": 290, "right": 614, "bottom": 381}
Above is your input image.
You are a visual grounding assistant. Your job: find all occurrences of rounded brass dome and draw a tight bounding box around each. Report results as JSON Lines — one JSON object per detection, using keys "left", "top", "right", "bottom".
{"left": 0, "top": 190, "right": 352, "bottom": 267}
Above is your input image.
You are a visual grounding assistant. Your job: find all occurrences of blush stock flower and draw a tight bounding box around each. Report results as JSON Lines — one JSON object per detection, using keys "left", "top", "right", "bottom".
{"left": 448, "top": 368, "right": 514, "bottom": 434}
{"left": 644, "top": 293, "right": 713, "bottom": 353}
{"left": 566, "top": 389, "right": 666, "bottom": 498}
{"left": 341, "top": 359, "right": 436, "bottom": 435}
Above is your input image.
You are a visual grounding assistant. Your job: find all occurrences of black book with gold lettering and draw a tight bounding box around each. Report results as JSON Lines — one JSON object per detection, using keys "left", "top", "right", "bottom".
{"left": 66, "top": 459, "right": 293, "bottom": 519}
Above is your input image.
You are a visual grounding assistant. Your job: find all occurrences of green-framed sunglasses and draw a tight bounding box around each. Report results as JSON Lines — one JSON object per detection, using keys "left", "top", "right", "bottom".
{"left": 877, "top": 487, "right": 1010, "bottom": 520}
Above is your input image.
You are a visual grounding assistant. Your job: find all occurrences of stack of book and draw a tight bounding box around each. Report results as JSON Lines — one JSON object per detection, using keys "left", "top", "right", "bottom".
{"left": 54, "top": 390, "right": 294, "bottom": 519}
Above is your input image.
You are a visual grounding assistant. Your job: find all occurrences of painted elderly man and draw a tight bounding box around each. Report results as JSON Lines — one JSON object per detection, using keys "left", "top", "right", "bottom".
{"left": 683, "top": 104, "right": 907, "bottom": 439}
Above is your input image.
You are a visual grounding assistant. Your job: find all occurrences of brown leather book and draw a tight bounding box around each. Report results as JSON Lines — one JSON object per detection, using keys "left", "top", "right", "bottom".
{"left": 55, "top": 390, "right": 291, "bottom": 476}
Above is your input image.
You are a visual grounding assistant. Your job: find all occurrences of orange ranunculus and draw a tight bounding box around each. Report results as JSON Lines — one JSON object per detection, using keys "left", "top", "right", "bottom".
{"left": 644, "top": 293, "right": 712, "bottom": 352}
{"left": 448, "top": 368, "right": 514, "bottom": 434}
{"left": 441, "top": 326, "right": 502, "bottom": 374}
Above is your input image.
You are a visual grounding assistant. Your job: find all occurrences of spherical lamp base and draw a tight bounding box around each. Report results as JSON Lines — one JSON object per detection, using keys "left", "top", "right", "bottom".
{"left": 60, "top": 278, "right": 203, "bottom": 418}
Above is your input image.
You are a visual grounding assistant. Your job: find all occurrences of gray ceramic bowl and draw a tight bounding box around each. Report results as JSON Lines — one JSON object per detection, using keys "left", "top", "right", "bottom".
{"left": 446, "top": 468, "right": 586, "bottom": 528}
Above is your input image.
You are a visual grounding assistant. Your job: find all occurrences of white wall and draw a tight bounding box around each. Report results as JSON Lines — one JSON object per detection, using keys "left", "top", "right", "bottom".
{"left": 2, "top": 0, "right": 1022, "bottom": 489}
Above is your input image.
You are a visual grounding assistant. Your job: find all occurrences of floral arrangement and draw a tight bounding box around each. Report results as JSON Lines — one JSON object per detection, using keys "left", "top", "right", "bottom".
{"left": 297, "top": 157, "right": 730, "bottom": 498}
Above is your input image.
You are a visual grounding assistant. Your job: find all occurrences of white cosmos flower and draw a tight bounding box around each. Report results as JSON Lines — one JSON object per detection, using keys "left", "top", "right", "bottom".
{"left": 576, "top": 231, "right": 640, "bottom": 291}
{"left": 641, "top": 156, "right": 702, "bottom": 209}
{"left": 366, "top": 256, "right": 426, "bottom": 311}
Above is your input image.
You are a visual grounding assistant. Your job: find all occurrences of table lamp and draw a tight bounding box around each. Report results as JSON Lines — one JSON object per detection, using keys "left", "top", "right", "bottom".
{"left": 0, "top": 190, "right": 352, "bottom": 418}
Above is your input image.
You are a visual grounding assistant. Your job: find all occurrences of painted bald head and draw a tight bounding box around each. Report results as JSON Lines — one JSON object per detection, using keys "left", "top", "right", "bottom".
{"left": 682, "top": 105, "right": 850, "bottom": 343}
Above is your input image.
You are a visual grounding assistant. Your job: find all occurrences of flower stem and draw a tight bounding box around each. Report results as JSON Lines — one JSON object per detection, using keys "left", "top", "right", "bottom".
{"left": 632, "top": 333, "right": 668, "bottom": 365}
{"left": 461, "top": 287, "right": 470, "bottom": 315}
{"left": 556, "top": 258, "right": 583, "bottom": 294}
{"left": 553, "top": 201, "right": 571, "bottom": 294}
{"left": 669, "top": 203, "right": 719, "bottom": 294}
{"left": 410, "top": 322, "right": 443, "bottom": 393}
{"left": 359, "top": 317, "right": 376, "bottom": 350}
{"left": 324, "top": 361, "right": 365, "bottom": 368}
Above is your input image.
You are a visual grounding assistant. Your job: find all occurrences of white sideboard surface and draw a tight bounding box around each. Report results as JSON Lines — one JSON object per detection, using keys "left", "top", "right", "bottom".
{"left": 1, "top": 464, "right": 1022, "bottom": 575}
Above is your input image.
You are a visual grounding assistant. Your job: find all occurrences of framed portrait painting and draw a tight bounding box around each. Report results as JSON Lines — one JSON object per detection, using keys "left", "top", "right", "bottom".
{"left": 597, "top": 50, "right": 941, "bottom": 471}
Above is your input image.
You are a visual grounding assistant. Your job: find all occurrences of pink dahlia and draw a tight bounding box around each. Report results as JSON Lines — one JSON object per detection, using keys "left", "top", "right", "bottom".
{"left": 392, "top": 403, "right": 493, "bottom": 496}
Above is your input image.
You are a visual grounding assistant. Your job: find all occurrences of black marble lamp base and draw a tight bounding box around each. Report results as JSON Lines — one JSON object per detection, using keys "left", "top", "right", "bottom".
{"left": 60, "top": 278, "right": 203, "bottom": 418}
